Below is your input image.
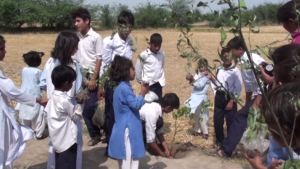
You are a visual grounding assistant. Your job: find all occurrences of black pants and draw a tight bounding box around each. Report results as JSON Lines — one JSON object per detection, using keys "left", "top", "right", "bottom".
{"left": 214, "top": 91, "right": 237, "bottom": 145}
{"left": 104, "top": 81, "right": 115, "bottom": 151}
{"left": 55, "top": 143, "right": 77, "bottom": 169}
{"left": 82, "top": 88, "right": 101, "bottom": 138}
{"left": 150, "top": 82, "right": 162, "bottom": 103}
{"left": 220, "top": 96, "right": 257, "bottom": 156}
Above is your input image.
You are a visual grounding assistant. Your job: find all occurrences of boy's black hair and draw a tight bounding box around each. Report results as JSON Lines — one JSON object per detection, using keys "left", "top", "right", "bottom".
{"left": 118, "top": 11, "right": 135, "bottom": 26}
{"left": 109, "top": 55, "right": 133, "bottom": 82}
{"left": 277, "top": 0, "right": 300, "bottom": 23}
{"left": 23, "top": 51, "right": 43, "bottom": 67}
{"left": 51, "top": 31, "right": 79, "bottom": 65}
{"left": 221, "top": 47, "right": 230, "bottom": 56}
{"left": 227, "top": 36, "right": 246, "bottom": 50}
{"left": 261, "top": 81, "right": 300, "bottom": 154}
{"left": 71, "top": 7, "right": 91, "bottom": 26}
{"left": 150, "top": 33, "right": 162, "bottom": 44}
{"left": 51, "top": 65, "right": 77, "bottom": 89}
{"left": 0, "top": 35, "right": 5, "bottom": 43}
{"left": 271, "top": 44, "right": 300, "bottom": 65}
{"left": 160, "top": 93, "right": 180, "bottom": 109}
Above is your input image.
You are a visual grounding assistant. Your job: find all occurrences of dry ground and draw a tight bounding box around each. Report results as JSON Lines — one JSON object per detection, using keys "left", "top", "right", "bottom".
{"left": 0, "top": 26, "right": 289, "bottom": 168}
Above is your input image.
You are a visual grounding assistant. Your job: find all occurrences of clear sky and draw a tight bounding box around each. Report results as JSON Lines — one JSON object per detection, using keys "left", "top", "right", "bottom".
{"left": 84, "top": 0, "right": 284, "bottom": 13}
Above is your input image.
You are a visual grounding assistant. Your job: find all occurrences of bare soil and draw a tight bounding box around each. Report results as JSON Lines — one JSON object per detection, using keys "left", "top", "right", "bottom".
{"left": 13, "top": 136, "right": 250, "bottom": 169}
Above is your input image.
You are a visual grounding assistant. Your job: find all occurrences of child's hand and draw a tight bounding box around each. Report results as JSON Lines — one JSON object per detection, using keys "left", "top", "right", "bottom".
{"left": 269, "top": 158, "right": 285, "bottom": 169}
{"left": 97, "top": 87, "right": 105, "bottom": 100}
{"left": 37, "top": 98, "right": 48, "bottom": 107}
{"left": 140, "top": 84, "right": 149, "bottom": 97}
{"left": 259, "top": 66, "right": 274, "bottom": 84}
{"left": 245, "top": 150, "right": 266, "bottom": 169}
{"left": 204, "top": 71, "right": 212, "bottom": 80}
{"left": 186, "top": 73, "right": 194, "bottom": 83}
{"left": 88, "top": 79, "right": 96, "bottom": 91}
{"left": 226, "top": 100, "right": 234, "bottom": 110}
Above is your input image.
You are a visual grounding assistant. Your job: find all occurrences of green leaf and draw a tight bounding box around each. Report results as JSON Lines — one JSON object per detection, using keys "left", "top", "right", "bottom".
{"left": 228, "top": 50, "right": 233, "bottom": 60}
{"left": 239, "top": 0, "right": 247, "bottom": 10}
{"left": 257, "top": 46, "right": 271, "bottom": 58}
{"left": 280, "top": 160, "right": 291, "bottom": 169}
{"left": 220, "top": 27, "right": 227, "bottom": 46}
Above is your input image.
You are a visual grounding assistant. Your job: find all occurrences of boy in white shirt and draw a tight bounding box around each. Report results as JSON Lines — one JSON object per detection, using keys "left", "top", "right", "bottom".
{"left": 205, "top": 48, "right": 243, "bottom": 148}
{"left": 100, "top": 11, "right": 135, "bottom": 157}
{"left": 44, "top": 65, "right": 87, "bottom": 169}
{"left": 140, "top": 93, "right": 180, "bottom": 159}
{"left": 135, "top": 33, "right": 165, "bottom": 101}
{"left": 71, "top": 8, "right": 104, "bottom": 146}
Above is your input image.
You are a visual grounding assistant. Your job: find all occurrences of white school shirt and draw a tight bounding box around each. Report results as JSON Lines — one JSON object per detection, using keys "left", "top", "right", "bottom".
{"left": 0, "top": 70, "right": 35, "bottom": 168}
{"left": 44, "top": 90, "right": 83, "bottom": 153}
{"left": 239, "top": 52, "right": 266, "bottom": 96}
{"left": 139, "top": 102, "right": 163, "bottom": 143}
{"left": 135, "top": 49, "right": 166, "bottom": 86}
{"left": 73, "top": 28, "right": 103, "bottom": 70}
{"left": 100, "top": 33, "right": 134, "bottom": 77}
{"left": 215, "top": 65, "right": 243, "bottom": 96}
{"left": 16, "top": 67, "right": 44, "bottom": 120}
{"left": 39, "top": 58, "right": 82, "bottom": 99}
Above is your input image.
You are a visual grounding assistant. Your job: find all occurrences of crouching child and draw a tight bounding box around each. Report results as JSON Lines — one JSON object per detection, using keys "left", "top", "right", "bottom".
{"left": 140, "top": 93, "right": 180, "bottom": 158}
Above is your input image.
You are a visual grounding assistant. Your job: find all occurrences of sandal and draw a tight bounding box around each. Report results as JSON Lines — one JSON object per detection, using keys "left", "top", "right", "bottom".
{"left": 87, "top": 137, "right": 101, "bottom": 146}
{"left": 202, "top": 134, "right": 209, "bottom": 140}
{"left": 191, "top": 131, "right": 203, "bottom": 136}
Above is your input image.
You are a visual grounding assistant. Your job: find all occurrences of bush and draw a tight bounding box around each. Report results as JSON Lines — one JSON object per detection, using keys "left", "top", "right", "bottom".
{"left": 134, "top": 2, "right": 172, "bottom": 28}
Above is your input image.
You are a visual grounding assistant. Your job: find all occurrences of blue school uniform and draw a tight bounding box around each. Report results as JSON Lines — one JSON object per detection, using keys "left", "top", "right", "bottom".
{"left": 184, "top": 73, "right": 211, "bottom": 115}
{"left": 264, "top": 136, "right": 300, "bottom": 166}
{"left": 108, "top": 81, "right": 146, "bottom": 159}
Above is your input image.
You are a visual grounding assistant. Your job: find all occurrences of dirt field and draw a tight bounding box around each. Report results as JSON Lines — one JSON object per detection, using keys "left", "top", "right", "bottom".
{"left": 0, "top": 26, "right": 289, "bottom": 168}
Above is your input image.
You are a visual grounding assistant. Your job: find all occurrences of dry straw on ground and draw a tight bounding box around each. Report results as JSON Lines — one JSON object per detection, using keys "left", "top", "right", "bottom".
{"left": 1, "top": 26, "right": 289, "bottom": 150}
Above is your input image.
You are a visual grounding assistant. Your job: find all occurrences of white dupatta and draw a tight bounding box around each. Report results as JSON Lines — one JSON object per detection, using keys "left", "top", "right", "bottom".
{"left": 0, "top": 70, "right": 35, "bottom": 168}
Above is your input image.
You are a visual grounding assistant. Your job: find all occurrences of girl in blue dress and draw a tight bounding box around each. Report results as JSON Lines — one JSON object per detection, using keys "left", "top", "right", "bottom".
{"left": 108, "top": 55, "right": 149, "bottom": 169}
{"left": 185, "top": 59, "right": 211, "bottom": 140}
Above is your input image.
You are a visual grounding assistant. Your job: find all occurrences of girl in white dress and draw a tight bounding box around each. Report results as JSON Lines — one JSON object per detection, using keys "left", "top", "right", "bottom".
{"left": 184, "top": 60, "right": 211, "bottom": 140}
{"left": 15, "top": 51, "right": 46, "bottom": 140}
{"left": 39, "top": 31, "right": 83, "bottom": 169}
{"left": 0, "top": 35, "right": 47, "bottom": 169}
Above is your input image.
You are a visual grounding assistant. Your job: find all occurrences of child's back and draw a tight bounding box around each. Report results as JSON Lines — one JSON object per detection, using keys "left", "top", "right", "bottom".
{"left": 18, "top": 67, "right": 43, "bottom": 119}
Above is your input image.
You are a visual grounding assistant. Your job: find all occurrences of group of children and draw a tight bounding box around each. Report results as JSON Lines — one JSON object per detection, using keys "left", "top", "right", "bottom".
{"left": 1, "top": 0, "right": 300, "bottom": 169}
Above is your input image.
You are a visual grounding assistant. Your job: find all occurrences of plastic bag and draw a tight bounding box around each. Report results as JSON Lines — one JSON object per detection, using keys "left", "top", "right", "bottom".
{"left": 92, "top": 100, "right": 105, "bottom": 127}
{"left": 144, "top": 91, "right": 158, "bottom": 103}
{"left": 240, "top": 128, "right": 270, "bottom": 158}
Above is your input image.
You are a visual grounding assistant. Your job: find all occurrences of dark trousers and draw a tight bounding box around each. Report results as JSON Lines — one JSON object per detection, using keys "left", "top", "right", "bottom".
{"left": 82, "top": 88, "right": 101, "bottom": 138}
{"left": 55, "top": 143, "right": 77, "bottom": 169}
{"left": 221, "top": 96, "right": 257, "bottom": 156}
{"left": 214, "top": 91, "right": 237, "bottom": 145}
{"left": 150, "top": 82, "right": 162, "bottom": 103}
{"left": 104, "top": 81, "right": 115, "bottom": 151}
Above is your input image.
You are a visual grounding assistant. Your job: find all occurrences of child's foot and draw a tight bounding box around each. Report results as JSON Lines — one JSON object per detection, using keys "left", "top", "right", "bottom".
{"left": 202, "top": 134, "right": 209, "bottom": 140}
{"left": 36, "top": 133, "right": 48, "bottom": 140}
{"left": 191, "top": 131, "right": 203, "bottom": 136}
{"left": 87, "top": 137, "right": 101, "bottom": 146}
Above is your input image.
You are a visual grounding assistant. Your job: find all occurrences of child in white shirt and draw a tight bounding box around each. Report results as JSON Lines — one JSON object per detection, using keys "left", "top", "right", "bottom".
{"left": 16, "top": 51, "right": 46, "bottom": 140}
{"left": 44, "top": 65, "right": 87, "bottom": 169}
{"left": 0, "top": 35, "right": 47, "bottom": 169}
{"left": 135, "top": 33, "right": 165, "bottom": 101}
